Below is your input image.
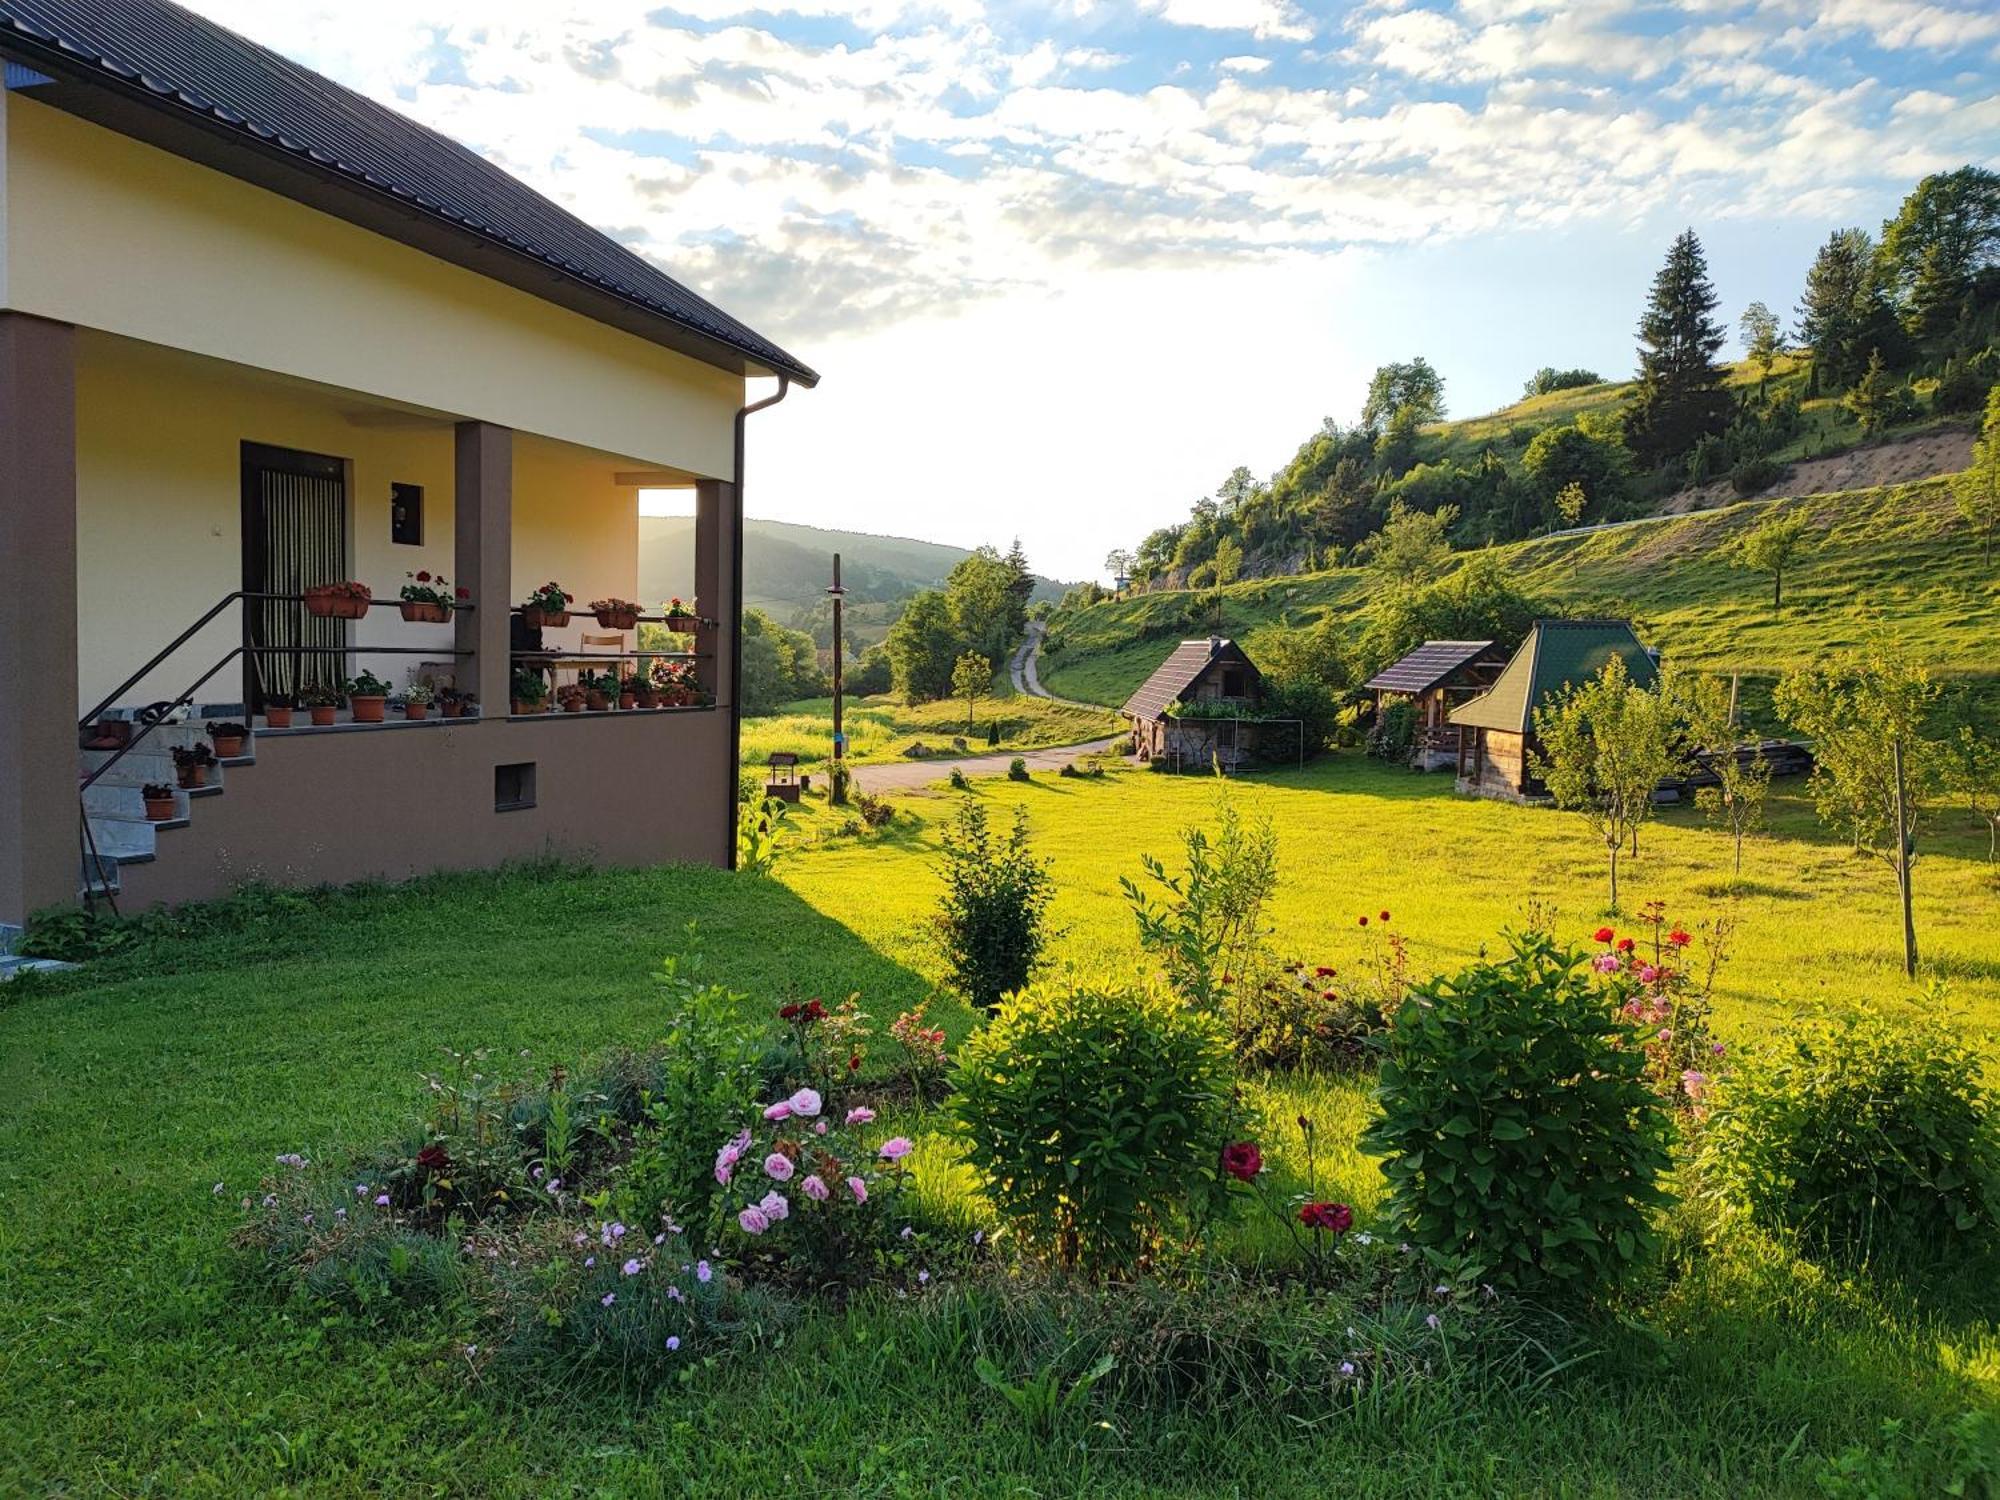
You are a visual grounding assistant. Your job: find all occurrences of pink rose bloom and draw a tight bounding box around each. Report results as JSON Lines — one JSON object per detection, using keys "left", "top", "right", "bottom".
{"left": 1638, "top": 965, "right": 1660, "bottom": 984}
{"left": 788, "top": 1088, "right": 823, "bottom": 1118}
{"left": 802, "top": 1174, "right": 830, "bottom": 1202}
{"left": 763, "top": 1152, "right": 795, "bottom": 1182}
{"left": 737, "top": 1206, "right": 769, "bottom": 1235}
{"left": 879, "top": 1136, "right": 914, "bottom": 1162}
{"left": 847, "top": 1176, "right": 868, "bottom": 1203}
{"left": 714, "top": 1161, "right": 733, "bottom": 1186}
{"left": 845, "top": 1106, "right": 876, "bottom": 1126}
{"left": 813, "top": 1121, "right": 828, "bottom": 1136}
{"left": 763, "top": 1100, "right": 793, "bottom": 1121}
{"left": 1592, "top": 954, "right": 1620, "bottom": 975}
{"left": 758, "top": 1190, "right": 789, "bottom": 1222}
{"left": 1681, "top": 1069, "right": 1709, "bottom": 1101}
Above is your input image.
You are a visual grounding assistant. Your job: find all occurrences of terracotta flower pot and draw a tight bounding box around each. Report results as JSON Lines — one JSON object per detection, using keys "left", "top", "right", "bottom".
{"left": 211, "top": 733, "right": 246, "bottom": 757}
{"left": 635, "top": 690, "right": 659, "bottom": 709}
{"left": 585, "top": 691, "right": 610, "bottom": 712}
{"left": 351, "top": 696, "right": 387, "bottom": 724}
{"left": 177, "top": 766, "right": 207, "bottom": 789}
{"left": 264, "top": 707, "right": 293, "bottom": 729}
{"left": 594, "top": 607, "right": 640, "bottom": 630}
{"left": 305, "top": 591, "right": 369, "bottom": 620}
{"left": 562, "top": 698, "right": 584, "bottom": 714}
{"left": 618, "top": 692, "right": 637, "bottom": 710}
{"left": 405, "top": 702, "right": 429, "bottom": 721}
{"left": 400, "top": 600, "right": 449, "bottom": 624}
{"left": 309, "top": 705, "right": 337, "bottom": 727}
{"left": 520, "top": 607, "right": 570, "bottom": 630}
{"left": 665, "top": 613, "right": 698, "bottom": 633}
{"left": 144, "top": 795, "right": 176, "bottom": 821}
{"left": 441, "top": 702, "right": 464, "bottom": 719}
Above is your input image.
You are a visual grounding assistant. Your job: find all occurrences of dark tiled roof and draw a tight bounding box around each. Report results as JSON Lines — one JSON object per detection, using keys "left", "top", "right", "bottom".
{"left": 1364, "top": 639, "right": 1497, "bottom": 695}
{"left": 1123, "top": 639, "right": 1256, "bottom": 721}
{"left": 1450, "top": 619, "right": 1658, "bottom": 734}
{"left": 0, "top": 0, "right": 818, "bottom": 386}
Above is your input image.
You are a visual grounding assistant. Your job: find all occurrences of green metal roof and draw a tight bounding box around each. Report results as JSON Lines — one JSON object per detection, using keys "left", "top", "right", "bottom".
{"left": 1448, "top": 619, "right": 1657, "bottom": 734}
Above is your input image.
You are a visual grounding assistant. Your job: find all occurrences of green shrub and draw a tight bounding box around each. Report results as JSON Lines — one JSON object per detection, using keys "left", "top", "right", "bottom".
{"left": 1728, "top": 454, "right": 1786, "bottom": 497}
{"left": 1699, "top": 1008, "right": 2000, "bottom": 1263}
{"left": 1360, "top": 931, "right": 1674, "bottom": 1295}
{"left": 934, "top": 800, "right": 1055, "bottom": 1011}
{"left": 949, "top": 975, "right": 1242, "bottom": 1273}
{"left": 1008, "top": 756, "right": 1030, "bottom": 782}
{"left": 1365, "top": 698, "right": 1417, "bottom": 762}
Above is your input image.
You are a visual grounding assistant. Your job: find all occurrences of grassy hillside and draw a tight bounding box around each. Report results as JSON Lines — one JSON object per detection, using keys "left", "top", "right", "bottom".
{"left": 641, "top": 516, "right": 1070, "bottom": 641}
{"left": 1045, "top": 475, "right": 1999, "bottom": 723}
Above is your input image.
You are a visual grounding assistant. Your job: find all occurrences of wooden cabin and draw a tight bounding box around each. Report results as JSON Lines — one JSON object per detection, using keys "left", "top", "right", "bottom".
{"left": 1449, "top": 619, "right": 1658, "bottom": 802}
{"left": 1363, "top": 640, "right": 1509, "bottom": 771}
{"left": 1123, "top": 637, "right": 1264, "bottom": 770}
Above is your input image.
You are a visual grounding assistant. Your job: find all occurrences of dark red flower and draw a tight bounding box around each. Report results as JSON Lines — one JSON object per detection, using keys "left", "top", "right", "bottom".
{"left": 455, "top": 586, "right": 470, "bottom": 599}
{"left": 1321, "top": 989, "right": 1338, "bottom": 1002}
{"left": 416, "top": 1144, "right": 450, "bottom": 1173}
{"left": 848, "top": 1054, "right": 861, "bottom": 1071}
{"left": 1379, "top": 910, "right": 1391, "bottom": 923}
{"left": 778, "top": 1002, "right": 802, "bottom": 1021}
{"left": 1221, "top": 1141, "right": 1263, "bottom": 1182}
{"left": 1616, "top": 938, "right": 1635, "bottom": 953}
{"left": 416, "top": 569, "right": 431, "bottom": 583}
{"left": 1668, "top": 928, "right": 1691, "bottom": 948}
{"left": 804, "top": 998, "right": 828, "bottom": 1022}
{"left": 1314, "top": 965, "right": 1335, "bottom": 977}
{"left": 1358, "top": 915, "right": 1369, "bottom": 927}
{"left": 1593, "top": 927, "right": 1615, "bottom": 944}
{"left": 1298, "top": 1201, "right": 1353, "bottom": 1234}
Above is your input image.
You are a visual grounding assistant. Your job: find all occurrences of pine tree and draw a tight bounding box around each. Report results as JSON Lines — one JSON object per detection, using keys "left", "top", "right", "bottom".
{"left": 1795, "top": 228, "right": 1896, "bottom": 393}
{"left": 1624, "top": 230, "right": 1733, "bottom": 469}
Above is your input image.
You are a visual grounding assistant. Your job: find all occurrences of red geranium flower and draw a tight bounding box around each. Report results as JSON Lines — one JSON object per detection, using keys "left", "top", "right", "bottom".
{"left": 1221, "top": 1141, "right": 1263, "bottom": 1181}
{"left": 1593, "top": 927, "right": 1615, "bottom": 944}
{"left": 1299, "top": 1201, "right": 1353, "bottom": 1233}
{"left": 1668, "top": 928, "right": 1691, "bottom": 948}
{"left": 1616, "top": 938, "right": 1635, "bottom": 953}
{"left": 416, "top": 569, "right": 431, "bottom": 583}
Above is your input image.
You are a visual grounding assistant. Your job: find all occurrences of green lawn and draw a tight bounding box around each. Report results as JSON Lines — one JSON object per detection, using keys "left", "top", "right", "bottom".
{"left": 1041, "top": 475, "right": 2000, "bottom": 728}
{"left": 3, "top": 756, "right": 1997, "bottom": 1495}
{"left": 742, "top": 686, "right": 1117, "bottom": 769}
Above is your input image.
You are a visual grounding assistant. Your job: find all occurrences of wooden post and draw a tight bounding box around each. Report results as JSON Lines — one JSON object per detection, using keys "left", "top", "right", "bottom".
{"left": 1893, "top": 737, "right": 1917, "bottom": 979}
{"left": 828, "top": 553, "right": 847, "bottom": 805}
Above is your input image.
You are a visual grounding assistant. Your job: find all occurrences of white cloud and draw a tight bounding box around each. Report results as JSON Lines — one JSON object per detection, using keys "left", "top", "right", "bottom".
{"left": 1135, "top": 0, "right": 1314, "bottom": 42}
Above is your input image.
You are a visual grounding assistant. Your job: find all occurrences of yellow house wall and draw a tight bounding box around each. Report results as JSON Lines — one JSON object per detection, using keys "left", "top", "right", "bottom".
{"left": 74, "top": 334, "right": 640, "bottom": 714}
{"left": 4, "top": 93, "right": 742, "bottom": 477}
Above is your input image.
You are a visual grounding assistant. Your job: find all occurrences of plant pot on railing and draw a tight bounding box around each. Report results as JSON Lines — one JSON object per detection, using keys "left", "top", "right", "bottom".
{"left": 591, "top": 598, "right": 642, "bottom": 631}
{"left": 519, "top": 582, "right": 574, "bottom": 631}
{"left": 142, "top": 785, "right": 177, "bottom": 821}
{"left": 662, "top": 597, "right": 700, "bottom": 633}
{"left": 399, "top": 571, "right": 468, "bottom": 623}
{"left": 303, "top": 582, "right": 372, "bottom": 620}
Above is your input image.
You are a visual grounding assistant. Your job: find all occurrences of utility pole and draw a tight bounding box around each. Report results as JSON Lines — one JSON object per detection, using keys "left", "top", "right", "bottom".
{"left": 1893, "top": 737, "right": 1916, "bottom": 978}
{"left": 828, "top": 553, "right": 847, "bottom": 805}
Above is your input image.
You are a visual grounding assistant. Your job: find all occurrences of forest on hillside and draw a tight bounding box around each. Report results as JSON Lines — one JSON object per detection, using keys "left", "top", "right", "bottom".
{"left": 1095, "top": 166, "right": 2000, "bottom": 596}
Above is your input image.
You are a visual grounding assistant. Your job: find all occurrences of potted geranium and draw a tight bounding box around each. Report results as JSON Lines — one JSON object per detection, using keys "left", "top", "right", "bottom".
{"left": 591, "top": 596, "right": 642, "bottom": 631}
{"left": 142, "top": 783, "right": 177, "bottom": 821}
{"left": 652, "top": 657, "right": 698, "bottom": 707}
{"left": 519, "top": 581, "right": 573, "bottom": 630}
{"left": 439, "top": 688, "right": 472, "bottom": 720}
{"left": 581, "top": 670, "right": 619, "bottom": 711}
{"left": 298, "top": 683, "right": 343, "bottom": 726}
{"left": 557, "top": 682, "right": 586, "bottom": 714}
{"left": 346, "top": 670, "right": 392, "bottom": 723}
{"left": 663, "top": 597, "right": 700, "bottom": 633}
{"left": 403, "top": 681, "right": 436, "bottom": 721}
{"left": 303, "top": 580, "right": 372, "bottom": 619}
{"left": 509, "top": 669, "right": 548, "bottom": 716}
{"left": 399, "top": 571, "right": 467, "bottom": 623}
{"left": 207, "top": 721, "right": 249, "bottom": 758}
{"left": 172, "top": 742, "right": 215, "bottom": 789}
{"left": 261, "top": 694, "right": 294, "bottom": 730}
{"left": 619, "top": 670, "right": 647, "bottom": 710}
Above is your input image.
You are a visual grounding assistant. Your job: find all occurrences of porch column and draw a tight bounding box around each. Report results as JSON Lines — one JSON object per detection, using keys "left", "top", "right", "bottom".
{"left": 695, "top": 477, "right": 740, "bottom": 857}
{"left": 454, "top": 421, "right": 512, "bottom": 714}
{"left": 0, "top": 314, "right": 79, "bottom": 926}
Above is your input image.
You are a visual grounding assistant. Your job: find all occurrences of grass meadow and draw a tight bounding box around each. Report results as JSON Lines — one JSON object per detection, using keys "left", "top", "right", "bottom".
{"left": 740, "top": 687, "right": 1116, "bottom": 769}
{"left": 2, "top": 753, "right": 1996, "bottom": 1494}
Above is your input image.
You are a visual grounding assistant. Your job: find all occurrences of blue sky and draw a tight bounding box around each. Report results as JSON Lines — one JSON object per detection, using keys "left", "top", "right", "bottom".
{"left": 189, "top": 0, "right": 2000, "bottom": 580}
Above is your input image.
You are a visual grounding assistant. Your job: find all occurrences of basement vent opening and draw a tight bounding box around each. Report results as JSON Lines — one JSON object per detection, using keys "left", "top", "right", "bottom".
{"left": 495, "top": 762, "right": 536, "bottom": 812}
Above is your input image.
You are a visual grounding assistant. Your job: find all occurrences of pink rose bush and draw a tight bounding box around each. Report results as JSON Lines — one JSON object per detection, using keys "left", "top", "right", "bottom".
{"left": 1587, "top": 902, "right": 1728, "bottom": 1112}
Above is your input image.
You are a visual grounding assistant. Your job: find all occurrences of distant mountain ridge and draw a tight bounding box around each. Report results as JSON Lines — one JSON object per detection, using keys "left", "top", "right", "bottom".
{"left": 639, "top": 516, "right": 1071, "bottom": 638}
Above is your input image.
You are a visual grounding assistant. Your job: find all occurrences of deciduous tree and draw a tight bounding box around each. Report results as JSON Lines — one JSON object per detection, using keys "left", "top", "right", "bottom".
{"left": 1359, "top": 501, "right": 1457, "bottom": 588}
{"left": 1676, "top": 670, "right": 1771, "bottom": 878}
{"left": 1739, "top": 301, "right": 1782, "bottom": 384}
{"left": 1733, "top": 509, "right": 1813, "bottom": 609}
{"left": 1362, "top": 358, "right": 1447, "bottom": 432}
{"left": 952, "top": 651, "right": 991, "bottom": 732}
{"left": 1955, "top": 381, "right": 2000, "bottom": 566}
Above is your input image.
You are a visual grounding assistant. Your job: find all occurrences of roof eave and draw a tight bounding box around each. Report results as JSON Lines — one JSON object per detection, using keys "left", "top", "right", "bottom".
{"left": 0, "top": 45, "right": 821, "bottom": 389}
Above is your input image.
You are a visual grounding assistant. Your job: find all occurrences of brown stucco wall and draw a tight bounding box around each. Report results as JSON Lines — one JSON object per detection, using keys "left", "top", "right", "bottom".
{"left": 112, "top": 710, "right": 733, "bottom": 909}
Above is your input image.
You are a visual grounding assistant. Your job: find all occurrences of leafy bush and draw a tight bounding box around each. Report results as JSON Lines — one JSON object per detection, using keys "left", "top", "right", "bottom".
{"left": 1234, "top": 959, "right": 1386, "bottom": 1072}
{"left": 1007, "top": 756, "right": 1030, "bottom": 782}
{"left": 1699, "top": 1008, "right": 2000, "bottom": 1262}
{"left": 1365, "top": 698, "right": 1417, "bottom": 762}
{"left": 934, "top": 800, "right": 1055, "bottom": 1011}
{"left": 949, "top": 975, "right": 1243, "bottom": 1273}
{"left": 1122, "top": 788, "right": 1278, "bottom": 1020}
{"left": 1728, "top": 454, "right": 1786, "bottom": 496}
{"left": 1360, "top": 931, "right": 1674, "bottom": 1296}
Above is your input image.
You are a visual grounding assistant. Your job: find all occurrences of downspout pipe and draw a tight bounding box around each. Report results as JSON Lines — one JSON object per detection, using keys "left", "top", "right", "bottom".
{"left": 727, "top": 374, "right": 791, "bottom": 868}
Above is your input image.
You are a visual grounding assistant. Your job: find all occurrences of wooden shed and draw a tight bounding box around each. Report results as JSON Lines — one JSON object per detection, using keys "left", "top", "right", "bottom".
{"left": 1363, "top": 640, "right": 1509, "bottom": 771}
{"left": 1122, "top": 637, "right": 1264, "bottom": 770}
{"left": 1449, "top": 619, "right": 1658, "bottom": 802}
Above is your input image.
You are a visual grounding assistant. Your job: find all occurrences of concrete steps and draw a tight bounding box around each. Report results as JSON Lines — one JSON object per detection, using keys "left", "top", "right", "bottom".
{"left": 77, "top": 718, "right": 252, "bottom": 896}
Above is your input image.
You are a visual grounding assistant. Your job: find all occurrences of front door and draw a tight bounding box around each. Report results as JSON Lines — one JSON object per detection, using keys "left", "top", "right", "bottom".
{"left": 241, "top": 442, "right": 348, "bottom": 711}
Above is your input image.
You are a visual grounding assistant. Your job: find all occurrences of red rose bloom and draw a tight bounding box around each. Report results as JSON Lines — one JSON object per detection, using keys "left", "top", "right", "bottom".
{"left": 1321, "top": 989, "right": 1338, "bottom": 1002}
{"left": 848, "top": 1054, "right": 862, "bottom": 1071}
{"left": 1668, "top": 928, "right": 1691, "bottom": 948}
{"left": 804, "top": 998, "right": 828, "bottom": 1021}
{"left": 1299, "top": 1201, "right": 1353, "bottom": 1233}
{"left": 1379, "top": 910, "right": 1391, "bottom": 922}
{"left": 1358, "top": 915, "right": 1369, "bottom": 927}
{"left": 1221, "top": 1141, "right": 1263, "bottom": 1181}
{"left": 416, "top": 1144, "right": 450, "bottom": 1173}
{"left": 1616, "top": 937, "right": 1635, "bottom": 953}
{"left": 1593, "top": 927, "right": 1615, "bottom": 944}
{"left": 778, "top": 1002, "right": 802, "bottom": 1021}
{"left": 1314, "top": 965, "right": 1335, "bottom": 977}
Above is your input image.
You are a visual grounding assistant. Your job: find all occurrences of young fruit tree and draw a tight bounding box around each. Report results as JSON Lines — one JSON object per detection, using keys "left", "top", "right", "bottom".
{"left": 1940, "top": 695, "right": 2000, "bottom": 863}
{"left": 1532, "top": 655, "right": 1680, "bottom": 911}
{"left": 1674, "top": 670, "right": 1772, "bottom": 879}
{"left": 952, "top": 652, "right": 992, "bottom": 732}
{"left": 1955, "top": 382, "right": 2000, "bottom": 567}
{"left": 1733, "top": 509, "right": 1813, "bottom": 609}
{"left": 1774, "top": 637, "right": 1940, "bottom": 976}
{"left": 934, "top": 799, "right": 1055, "bottom": 1011}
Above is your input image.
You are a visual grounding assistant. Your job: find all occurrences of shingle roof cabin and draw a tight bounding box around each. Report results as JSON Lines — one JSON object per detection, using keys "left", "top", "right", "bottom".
{"left": 1450, "top": 619, "right": 1658, "bottom": 734}
{"left": 1123, "top": 638, "right": 1260, "bottom": 722}
{"left": 1364, "top": 640, "right": 1498, "bottom": 696}
{"left": 0, "top": 0, "right": 818, "bottom": 387}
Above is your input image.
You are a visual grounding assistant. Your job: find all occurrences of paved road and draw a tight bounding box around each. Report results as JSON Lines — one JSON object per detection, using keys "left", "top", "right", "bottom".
{"left": 851, "top": 735, "right": 1122, "bottom": 793}
{"left": 1008, "top": 621, "right": 1102, "bottom": 708}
